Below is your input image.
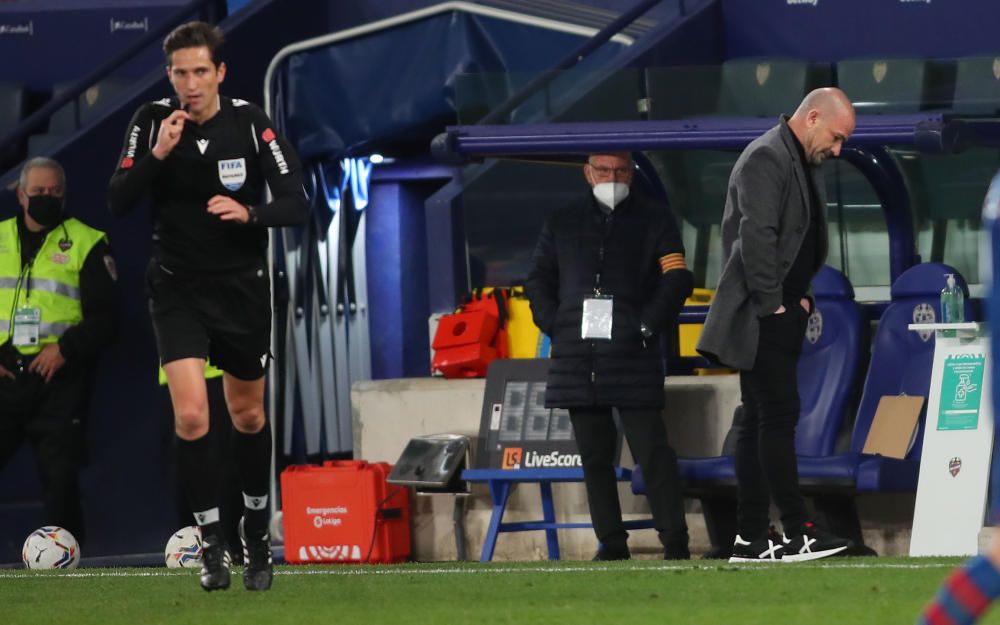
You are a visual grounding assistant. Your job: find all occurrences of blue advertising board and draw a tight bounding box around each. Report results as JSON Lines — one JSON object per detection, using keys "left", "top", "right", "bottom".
{"left": 0, "top": 1, "right": 190, "bottom": 88}
{"left": 722, "top": 0, "right": 1000, "bottom": 62}
{"left": 0, "top": 0, "right": 186, "bottom": 11}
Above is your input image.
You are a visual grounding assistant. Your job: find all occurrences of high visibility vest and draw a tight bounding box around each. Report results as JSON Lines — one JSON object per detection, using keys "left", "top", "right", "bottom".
{"left": 0, "top": 217, "right": 107, "bottom": 355}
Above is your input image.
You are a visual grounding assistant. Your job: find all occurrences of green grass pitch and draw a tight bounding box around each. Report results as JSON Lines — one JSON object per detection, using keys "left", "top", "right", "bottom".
{"left": 0, "top": 558, "right": 995, "bottom": 625}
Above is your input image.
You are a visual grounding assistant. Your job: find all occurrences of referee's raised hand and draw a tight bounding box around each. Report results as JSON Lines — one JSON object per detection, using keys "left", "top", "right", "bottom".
{"left": 152, "top": 109, "right": 190, "bottom": 160}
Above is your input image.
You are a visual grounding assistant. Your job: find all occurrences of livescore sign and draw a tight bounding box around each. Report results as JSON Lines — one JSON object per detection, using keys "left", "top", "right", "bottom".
{"left": 476, "top": 359, "right": 621, "bottom": 471}
{"left": 0, "top": 2, "right": 188, "bottom": 89}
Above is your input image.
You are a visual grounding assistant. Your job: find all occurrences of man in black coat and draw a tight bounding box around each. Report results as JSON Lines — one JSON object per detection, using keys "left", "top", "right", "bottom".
{"left": 526, "top": 152, "right": 693, "bottom": 560}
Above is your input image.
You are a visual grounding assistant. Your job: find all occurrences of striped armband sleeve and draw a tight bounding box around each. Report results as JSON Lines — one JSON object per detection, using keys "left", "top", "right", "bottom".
{"left": 658, "top": 253, "right": 688, "bottom": 274}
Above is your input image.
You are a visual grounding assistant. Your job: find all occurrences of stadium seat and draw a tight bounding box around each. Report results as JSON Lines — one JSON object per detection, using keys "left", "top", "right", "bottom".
{"left": 455, "top": 68, "right": 642, "bottom": 125}
{"left": 718, "top": 58, "right": 832, "bottom": 118}
{"left": 0, "top": 81, "right": 26, "bottom": 167}
{"left": 644, "top": 65, "right": 722, "bottom": 120}
{"left": 27, "top": 132, "right": 65, "bottom": 158}
{"left": 949, "top": 55, "right": 1000, "bottom": 115}
{"left": 646, "top": 58, "right": 831, "bottom": 120}
{"left": 833, "top": 58, "right": 977, "bottom": 274}
{"left": 835, "top": 58, "right": 950, "bottom": 114}
{"left": 453, "top": 72, "right": 513, "bottom": 124}
{"left": 0, "top": 81, "right": 25, "bottom": 134}
{"left": 797, "top": 262, "right": 973, "bottom": 493}
{"left": 792, "top": 267, "right": 866, "bottom": 457}
{"left": 551, "top": 68, "right": 643, "bottom": 123}
{"left": 78, "top": 79, "right": 128, "bottom": 126}
{"left": 915, "top": 148, "right": 999, "bottom": 265}
{"left": 29, "top": 79, "right": 129, "bottom": 156}
{"left": 46, "top": 83, "right": 79, "bottom": 136}
{"left": 913, "top": 57, "right": 1000, "bottom": 268}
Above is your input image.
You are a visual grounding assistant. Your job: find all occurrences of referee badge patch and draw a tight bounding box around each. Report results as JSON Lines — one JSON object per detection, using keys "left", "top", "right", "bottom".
{"left": 218, "top": 158, "right": 247, "bottom": 191}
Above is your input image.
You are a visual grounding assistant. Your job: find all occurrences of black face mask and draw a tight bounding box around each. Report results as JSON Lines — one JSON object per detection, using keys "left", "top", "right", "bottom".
{"left": 26, "top": 195, "right": 64, "bottom": 229}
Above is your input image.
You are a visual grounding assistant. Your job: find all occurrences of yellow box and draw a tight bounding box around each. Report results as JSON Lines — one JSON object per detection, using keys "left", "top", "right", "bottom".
{"left": 506, "top": 289, "right": 543, "bottom": 359}
{"left": 678, "top": 288, "right": 714, "bottom": 357}
{"left": 477, "top": 286, "right": 544, "bottom": 359}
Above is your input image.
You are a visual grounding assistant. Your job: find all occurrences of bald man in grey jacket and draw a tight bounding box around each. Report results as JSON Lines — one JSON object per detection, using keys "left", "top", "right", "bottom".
{"left": 698, "top": 88, "right": 856, "bottom": 563}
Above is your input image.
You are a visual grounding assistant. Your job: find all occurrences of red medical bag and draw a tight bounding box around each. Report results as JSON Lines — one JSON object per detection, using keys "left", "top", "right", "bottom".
{"left": 281, "top": 460, "right": 411, "bottom": 564}
{"left": 431, "top": 289, "right": 509, "bottom": 378}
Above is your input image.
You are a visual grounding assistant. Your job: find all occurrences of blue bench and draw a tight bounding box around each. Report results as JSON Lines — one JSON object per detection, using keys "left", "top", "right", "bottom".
{"left": 462, "top": 467, "right": 652, "bottom": 562}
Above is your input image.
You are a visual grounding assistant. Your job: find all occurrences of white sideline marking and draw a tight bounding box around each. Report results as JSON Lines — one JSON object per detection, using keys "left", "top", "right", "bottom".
{"left": 0, "top": 561, "right": 958, "bottom": 579}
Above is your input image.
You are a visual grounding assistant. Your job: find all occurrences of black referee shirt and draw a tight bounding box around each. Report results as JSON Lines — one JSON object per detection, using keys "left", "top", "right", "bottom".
{"left": 107, "top": 96, "right": 308, "bottom": 274}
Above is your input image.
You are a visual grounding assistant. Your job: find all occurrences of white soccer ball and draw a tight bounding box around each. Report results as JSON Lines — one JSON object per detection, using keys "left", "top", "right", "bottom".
{"left": 165, "top": 526, "right": 203, "bottom": 569}
{"left": 22, "top": 526, "right": 80, "bottom": 570}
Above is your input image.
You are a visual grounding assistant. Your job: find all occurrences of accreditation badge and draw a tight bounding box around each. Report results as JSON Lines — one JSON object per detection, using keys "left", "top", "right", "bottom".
{"left": 581, "top": 295, "right": 613, "bottom": 340}
{"left": 12, "top": 306, "right": 40, "bottom": 347}
{"left": 218, "top": 158, "right": 247, "bottom": 191}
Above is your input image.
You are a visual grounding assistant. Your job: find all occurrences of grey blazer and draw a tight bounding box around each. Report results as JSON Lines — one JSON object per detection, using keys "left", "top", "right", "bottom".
{"left": 696, "top": 117, "right": 827, "bottom": 370}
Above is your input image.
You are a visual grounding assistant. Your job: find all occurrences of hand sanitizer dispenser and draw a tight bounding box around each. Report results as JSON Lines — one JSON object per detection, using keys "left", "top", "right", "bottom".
{"left": 940, "top": 273, "right": 964, "bottom": 323}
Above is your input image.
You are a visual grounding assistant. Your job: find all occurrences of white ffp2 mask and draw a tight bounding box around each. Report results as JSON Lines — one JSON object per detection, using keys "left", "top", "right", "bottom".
{"left": 592, "top": 182, "right": 630, "bottom": 209}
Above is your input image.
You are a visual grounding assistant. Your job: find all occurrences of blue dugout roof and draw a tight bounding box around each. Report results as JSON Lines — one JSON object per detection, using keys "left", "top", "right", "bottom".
{"left": 435, "top": 114, "right": 1000, "bottom": 157}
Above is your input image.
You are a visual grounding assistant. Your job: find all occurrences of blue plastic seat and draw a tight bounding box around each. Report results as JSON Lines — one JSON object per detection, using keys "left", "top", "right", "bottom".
{"left": 797, "top": 262, "right": 973, "bottom": 492}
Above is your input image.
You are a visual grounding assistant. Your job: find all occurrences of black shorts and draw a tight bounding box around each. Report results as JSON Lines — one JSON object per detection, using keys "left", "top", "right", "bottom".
{"left": 147, "top": 261, "right": 272, "bottom": 380}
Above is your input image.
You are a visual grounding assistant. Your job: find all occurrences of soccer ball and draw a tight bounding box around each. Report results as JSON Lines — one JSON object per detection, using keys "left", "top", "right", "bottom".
{"left": 165, "top": 525, "right": 203, "bottom": 569}
{"left": 22, "top": 526, "right": 80, "bottom": 570}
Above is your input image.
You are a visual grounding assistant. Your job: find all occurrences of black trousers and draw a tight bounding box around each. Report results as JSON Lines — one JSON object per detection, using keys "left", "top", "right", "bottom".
{"left": 735, "top": 302, "right": 810, "bottom": 538}
{"left": 569, "top": 406, "right": 688, "bottom": 550}
{"left": 0, "top": 358, "right": 88, "bottom": 542}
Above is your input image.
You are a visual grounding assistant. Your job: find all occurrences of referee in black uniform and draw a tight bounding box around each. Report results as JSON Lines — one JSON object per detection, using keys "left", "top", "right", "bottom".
{"left": 108, "top": 22, "right": 308, "bottom": 591}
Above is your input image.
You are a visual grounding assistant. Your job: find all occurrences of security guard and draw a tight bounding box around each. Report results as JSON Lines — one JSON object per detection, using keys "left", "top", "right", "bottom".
{"left": 0, "top": 157, "right": 118, "bottom": 545}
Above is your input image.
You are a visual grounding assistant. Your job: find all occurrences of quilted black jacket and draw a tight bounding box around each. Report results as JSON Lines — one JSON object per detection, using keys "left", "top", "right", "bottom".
{"left": 525, "top": 191, "right": 693, "bottom": 408}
